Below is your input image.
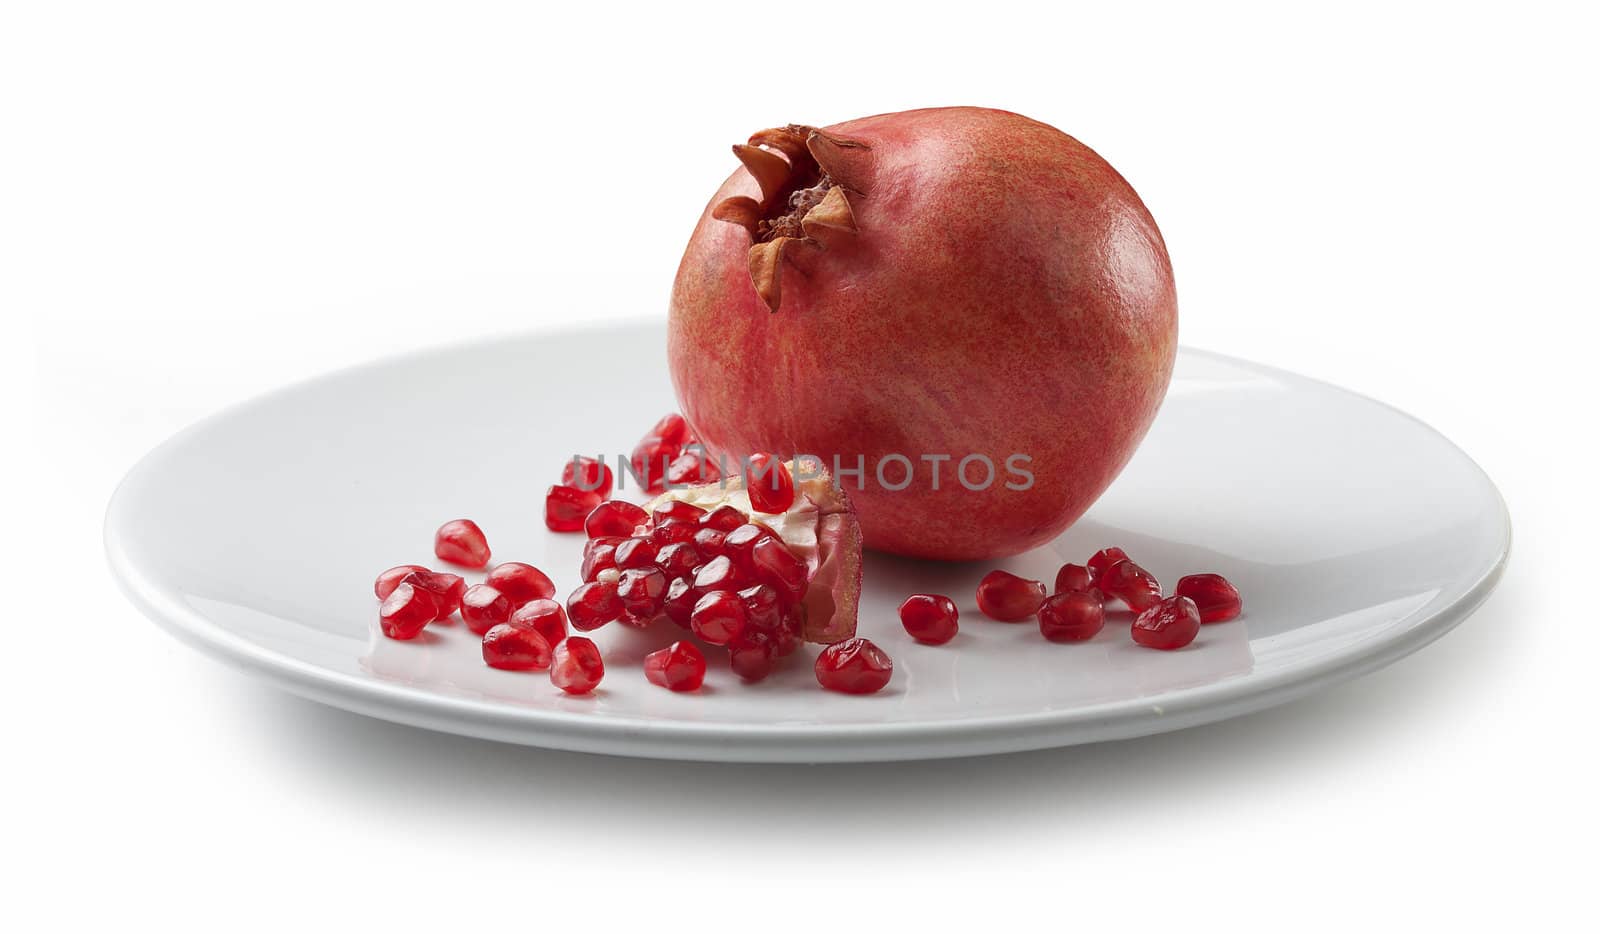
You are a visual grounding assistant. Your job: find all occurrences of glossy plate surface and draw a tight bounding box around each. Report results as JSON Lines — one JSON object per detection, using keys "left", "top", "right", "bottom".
{"left": 106, "top": 323, "right": 1509, "bottom": 761}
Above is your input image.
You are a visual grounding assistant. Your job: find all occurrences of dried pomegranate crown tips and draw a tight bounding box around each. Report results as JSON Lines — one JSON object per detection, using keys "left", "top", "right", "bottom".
{"left": 712, "top": 123, "right": 870, "bottom": 312}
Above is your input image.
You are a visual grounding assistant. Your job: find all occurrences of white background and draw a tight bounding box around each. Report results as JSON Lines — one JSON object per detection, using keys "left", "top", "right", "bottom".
{"left": 6, "top": 1, "right": 1596, "bottom": 929}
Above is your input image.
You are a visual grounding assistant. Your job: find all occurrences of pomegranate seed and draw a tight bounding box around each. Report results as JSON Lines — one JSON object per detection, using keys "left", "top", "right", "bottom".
{"left": 1053, "top": 563, "right": 1092, "bottom": 595}
{"left": 690, "top": 590, "right": 748, "bottom": 645}
{"left": 546, "top": 484, "right": 604, "bottom": 532}
{"left": 378, "top": 583, "right": 438, "bottom": 640}
{"left": 613, "top": 536, "right": 659, "bottom": 571}
{"left": 644, "top": 640, "right": 706, "bottom": 692}
{"left": 663, "top": 577, "right": 699, "bottom": 628}
{"left": 567, "top": 579, "right": 623, "bottom": 631}
{"left": 650, "top": 521, "right": 700, "bottom": 547}
{"left": 399, "top": 569, "right": 465, "bottom": 621}
{"left": 667, "top": 447, "right": 721, "bottom": 485}
{"left": 899, "top": 594, "right": 959, "bottom": 645}
{"left": 484, "top": 562, "right": 556, "bottom": 606}
{"left": 724, "top": 522, "right": 777, "bottom": 568}
{"left": 1086, "top": 547, "right": 1131, "bottom": 585}
{"left": 656, "top": 542, "right": 703, "bottom": 579}
{"left": 729, "top": 631, "right": 776, "bottom": 681}
{"left": 692, "top": 527, "right": 728, "bottom": 556}
{"left": 510, "top": 598, "right": 567, "bottom": 649}
{"left": 1038, "top": 591, "right": 1105, "bottom": 642}
{"left": 699, "top": 505, "right": 746, "bottom": 532}
{"left": 694, "top": 555, "right": 749, "bottom": 593}
{"left": 562, "top": 456, "right": 614, "bottom": 498}
{"left": 585, "top": 500, "right": 649, "bottom": 539}
{"left": 1100, "top": 559, "right": 1162, "bottom": 612}
{"left": 550, "top": 636, "right": 604, "bottom": 694}
{"left": 375, "top": 564, "right": 428, "bottom": 600}
{"left": 652, "top": 500, "right": 707, "bottom": 526}
{"left": 1175, "top": 573, "right": 1243, "bottom": 623}
{"left": 482, "top": 623, "right": 553, "bottom": 671}
{"left": 630, "top": 417, "right": 690, "bottom": 494}
{"left": 580, "top": 537, "right": 621, "bottom": 582}
{"left": 1132, "top": 595, "right": 1202, "bottom": 650}
{"left": 435, "top": 519, "right": 491, "bottom": 568}
{"left": 749, "top": 537, "right": 807, "bottom": 606}
{"left": 976, "top": 570, "right": 1047, "bottom": 621}
{"left": 616, "top": 567, "right": 668, "bottom": 624}
{"left": 744, "top": 453, "right": 795, "bottom": 514}
{"left": 461, "top": 584, "right": 513, "bottom": 634}
{"left": 815, "top": 638, "right": 894, "bottom": 695}
{"left": 648, "top": 413, "right": 692, "bottom": 447}
{"left": 739, "top": 584, "right": 783, "bottom": 637}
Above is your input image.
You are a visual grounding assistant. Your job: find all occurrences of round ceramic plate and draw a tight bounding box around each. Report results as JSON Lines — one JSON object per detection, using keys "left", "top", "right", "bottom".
{"left": 105, "top": 322, "right": 1509, "bottom": 762}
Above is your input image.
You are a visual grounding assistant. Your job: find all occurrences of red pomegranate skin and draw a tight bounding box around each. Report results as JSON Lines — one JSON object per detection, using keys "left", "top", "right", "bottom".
{"left": 668, "top": 107, "right": 1177, "bottom": 560}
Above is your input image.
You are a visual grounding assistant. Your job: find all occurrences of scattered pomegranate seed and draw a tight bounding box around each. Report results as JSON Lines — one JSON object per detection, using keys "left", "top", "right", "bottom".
{"left": 745, "top": 453, "right": 795, "bottom": 514}
{"left": 1037, "top": 591, "right": 1105, "bottom": 642}
{"left": 378, "top": 583, "right": 438, "bottom": 640}
{"left": 374, "top": 564, "right": 428, "bottom": 600}
{"left": 729, "top": 632, "right": 776, "bottom": 681}
{"left": 694, "top": 554, "right": 749, "bottom": 593}
{"left": 482, "top": 623, "right": 553, "bottom": 671}
{"left": 585, "top": 500, "right": 649, "bottom": 539}
{"left": 509, "top": 598, "right": 568, "bottom": 649}
{"left": 562, "top": 456, "right": 614, "bottom": 498}
{"left": 748, "top": 536, "right": 807, "bottom": 606}
{"left": 460, "top": 584, "right": 514, "bottom": 635}
{"left": 656, "top": 541, "right": 703, "bottom": 579}
{"left": 546, "top": 484, "right": 604, "bottom": 532}
{"left": 699, "top": 505, "right": 746, "bottom": 532}
{"left": 1053, "top": 563, "right": 1092, "bottom": 595}
{"left": 550, "top": 636, "right": 604, "bottom": 694}
{"left": 975, "top": 570, "right": 1047, "bottom": 621}
{"left": 1086, "top": 546, "right": 1130, "bottom": 585}
{"left": 1175, "top": 573, "right": 1243, "bottom": 623}
{"left": 580, "top": 537, "right": 622, "bottom": 582}
{"left": 1132, "top": 595, "right": 1202, "bottom": 650}
{"left": 815, "top": 638, "right": 894, "bottom": 694}
{"left": 484, "top": 562, "right": 556, "bottom": 606}
{"left": 434, "top": 519, "right": 491, "bottom": 568}
{"left": 899, "top": 594, "right": 959, "bottom": 645}
{"left": 616, "top": 567, "right": 668, "bottom": 624}
{"left": 399, "top": 569, "right": 465, "bottom": 621}
{"left": 663, "top": 577, "right": 699, "bottom": 628}
{"left": 1099, "top": 559, "right": 1162, "bottom": 612}
{"left": 690, "top": 590, "right": 748, "bottom": 645}
{"left": 567, "top": 579, "right": 623, "bottom": 631}
{"left": 644, "top": 640, "right": 707, "bottom": 692}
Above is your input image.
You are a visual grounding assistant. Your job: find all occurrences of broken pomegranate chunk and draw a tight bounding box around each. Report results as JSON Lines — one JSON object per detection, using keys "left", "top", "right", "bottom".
{"left": 484, "top": 562, "right": 556, "bottom": 607}
{"left": 976, "top": 570, "right": 1047, "bottom": 622}
{"left": 546, "top": 484, "right": 604, "bottom": 532}
{"left": 1132, "top": 595, "right": 1201, "bottom": 650}
{"left": 434, "top": 519, "right": 491, "bottom": 568}
{"left": 644, "top": 640, "right": 706, "bottom": 692}
{"left": 1175, "top": 573, "right": 1243, "bottom": 623}
{"left": 899, "top": 594, "right": 959, "bottom": 645}
{"left": 482, "top": 623, "right": 552, "bottom": 671}
{"left": 1038, "top": 591, "right": 1105, "bottom": 642}
{"left": 815, "top": 638, "right": 893, "bottom": 694}
{"left": 550, "top": 636, "right": 604, "bottom": 694}
{"left": 378, "top": 583, "right": 437, "bottom": 640}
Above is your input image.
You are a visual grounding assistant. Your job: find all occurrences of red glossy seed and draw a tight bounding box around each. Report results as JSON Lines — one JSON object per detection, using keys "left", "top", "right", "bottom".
{"left": 613, "top": 537, "right": 659, "bottom": 571}
{"left": 656, "top": 541, "right": 703, "bottom": 580}
{"left": 567, "top": 580, "right": 623, "bottom": 631}
{"left": 744, "top": 453, "right": 795, "bottom": 515}
{"left": 617, "top": 567, "right": 668, "bottom": 625}
{"left": 663, "top": 577, "right": 699, "bottom": 628}
{"left": 375, "top": 564, "right": 428, "bottom": 600}
{"left": 562, "top": 456, "right": 614, "bottom": 498}
{"left": 509, "top": 598, "right": 567, "bottom": 649}
{"left": 650, "top": 521, "right": 699, "bottom": 547}
{"left": 729, "top": 631, "right": 776, "bottom": 682}
{"left": 667, "top": 447, "right": 721, "bottom": 485}
{"left": 630, "top": 416, "right": 691, "bottom": 494}
{"left": 648, "top": 413, "right": 692, "bottom": 447}
{"left": 1054, "top": 563, "right": 1092, "bottom": 595}
{"left": 550, "top": 636, "right": 604, "bottom": 694}
{"left": 976, "top": 570, "right": 1047, "bottom": 622}
{"left": 1175, "top": 573, "right": 1243, "bottom": 623}
{"left": 546, "top": 484, "right": 604, "bottom": 532}
{"left": 899, "top": 594, "right": 959, "bottom": 645}
{"left": 461, "top": 584, "right": 514, "bottom": 634}
{"left": 435, "top": 519, "right": 491, "bottom": 568}
{"left": 749, "top": 536, "right": 807, "bottom": 606}
{"left": 690, "top": 590, "right": 748, "bottom": 645}
{"left": 1038, "top": 591, "right": 1105, "bottom": 642}
{"left": 652, "top": 500, "right": 707, "bottom": 527}
{"left": 580, "top": 537, "right": 622, "bottom": 582}
{"left": 399, "top": 569, "right": 465, "bottom": 621}
{"left": 585, "top": 500, "right": 649, "bottom": 539}
{"left": 644, "top": 640, "right": 706, "bottom": 692}
{"left": 484, "top": 562, "right": 556, "bottom": 606}
{"left": 1100, "top": 559, "right": 1163, "bottom": 612}
{"left": 692, "top": 527, "right": 728, "bottom": 556}
{"left": 694, "top": 555, "right": 749, "bottom": 593}
{"left": 724, "top": 522, "right": 776, "bottom": 568}
{"left": 482, "top": 623, "right": 553, "bottom": 671}
{"left": 378, "top": 583, "right": 438, "bottom": 640}
{"left": 1132, "top": 595, "right": 1202, "bottom": 650}
{"left": 815, "top": 638, "right": 894, "bottom": 695}
{"left": 699, "top": 505, "right": 746, "bottom": 532}
{"left": 739, "top": 584, "right": 783, "bottom": 637}
{"left": 1086, "top": 547, "right": 1131, "bottom": 585}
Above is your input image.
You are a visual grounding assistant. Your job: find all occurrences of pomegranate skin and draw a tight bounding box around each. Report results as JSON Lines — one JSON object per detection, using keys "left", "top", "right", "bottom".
{"left": 668, "top": 107, "right": 1177, "bottom": 560}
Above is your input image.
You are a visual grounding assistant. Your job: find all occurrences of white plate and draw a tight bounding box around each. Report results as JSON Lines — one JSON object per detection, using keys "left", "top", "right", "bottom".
{"left": 105, "top": 322, "right": 1509, "bottom": 762}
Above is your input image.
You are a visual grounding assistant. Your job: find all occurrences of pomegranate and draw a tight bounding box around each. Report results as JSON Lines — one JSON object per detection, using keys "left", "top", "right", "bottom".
{"left": 1131, "top": 595, "right": 1202, "bottom": 650}
{"left": 976, "top": 570, "right": 1047, "bottom": 622}
{"left": 1175, "top": 573, "right": 1243, "bottom": 623}
{"left": 815, "top": 638, "right": 893, "bottom": 695}
{"left": 668, "top": 108, "right": 1177, "bottom": 560}
{"left": 434, "top": 519, "right": 490, "bottom": 568}
{"left": 899, "top": 593, "right": 959, "bottom": 645}
{"left": 550, "top": 636, "right": 604, "bottom": 694}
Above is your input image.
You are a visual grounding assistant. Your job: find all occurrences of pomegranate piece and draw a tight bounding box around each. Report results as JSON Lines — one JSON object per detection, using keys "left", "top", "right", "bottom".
{"left": 562, "top": 456, "right": 614, "bottom": 498}
{"left": 374, "top": 564, "right": 428, "bottom": 600}
{"left": 744, "top": 452, "right": 796, "bottom": 515}
{"left": 690, "top": 590, "right": 748, "bottom": 646}
{"left": 694, "top": 555, "right": 749, "bottom": 593}
{"left": 399, "top": 569, "right": 465, "bottom": 621}
{"left": 546, "top": 484, "right": 604, "bottom": 532}
{"left": 616, "top": 567, "right": 668, "bottom": 624}
{"left": 1037, "top": 591, "right": 1105, "bottom": 643}
{"left": 1086, "top": 547, "right": 1131, "bottom": 585}
{"left": 1132, "top": 595, "right": 1202, "bottom": 650}
{"left": 1053, "top": 563, "right": 1092, "bottom": 595}
{"left": 644, "top": 640, "right": 706, "bottom": 692}
{"left": 585, "top": 500, "right": 649, "bottom": 539}
{"left": 461, "top": 584, "right": 513, "bottom": 635}
{"left": 434, "top": 519, "right": 491, "bottom": 568}
{"left": 484, "top": 562, "right": 556, "bottom": 607}
{"left": 550, "top": 636, "right": 604, "bottom": 694}
{"left": 567, "top": 579, "right": 624, "bottom": 631}
{"left": 976, "top": 570, "right": 1047, "bottom": 622}
{"left": 663, "top": 577, "right": 699, "bottom": 628}
{"left": 378, "top": 583, "right": 438, "bottom": 640}
{"left": 580, "top": 537, "right": 622, "bottom": 582}
{"left": 510, "top": 598, "right": 568, "bottom": 649}
{"left": 1175, "top": 573, "right": 1243, "bottom": 623}
{"left": 899, "top": 594, "right": 959, "bottom": 645}
{"left": 815, "top": 638, "right": 893, "bottom": 695}
{"left": 482, "top": 623, "right": 553, "bottom": 671}
{"left": 1100, "top": 559, "right": 1162, "bottom": 612}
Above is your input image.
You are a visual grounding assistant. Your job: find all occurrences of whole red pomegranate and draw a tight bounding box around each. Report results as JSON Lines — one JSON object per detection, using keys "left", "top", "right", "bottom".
{"left": 668, "top": 107, "right": 1176, "bottom": 560}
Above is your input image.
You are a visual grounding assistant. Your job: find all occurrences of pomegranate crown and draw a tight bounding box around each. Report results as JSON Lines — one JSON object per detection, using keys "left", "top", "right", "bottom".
{"left": 711, "top": 123, "right": 871, "bottom": 313}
